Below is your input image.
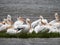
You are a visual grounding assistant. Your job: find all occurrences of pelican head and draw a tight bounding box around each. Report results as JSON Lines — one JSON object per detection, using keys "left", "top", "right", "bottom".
{"left": 40, "top": 19, "right": 48, "bottom": 25}
{"left": 3, "top": 18, "right": 7, "bottom": 24}
{"left": 7, "top": 14, "right": 11, "bottom": 17}
{"left": 17, "top": 16, "right": 25, "bottom": 22}
{"left": 7, "top": 14, "right": 11, "bottom": 21}
{"left": 26, "top": 18, "right": 31, "bottom": 24}
{"left": 55, "top": 13, "right": 60, "bottom": 21}
{"left": 55, "top": 13, "right": 58, "bottom": 16}
{"left": 42, "top": 19, "right": 47, "bottom": 24}
{"left": 39, "top": 15, "right": 43, "bottom": 19}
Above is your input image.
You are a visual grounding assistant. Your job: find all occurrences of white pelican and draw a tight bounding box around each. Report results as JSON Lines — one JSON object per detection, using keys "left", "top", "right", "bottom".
{"left": 0, "top": 19, "right": 12, "bottom": 31}
{"left": 34, "top": 18, "right": 48, "bottom": 33}
{"left": 7, "top": 15, "right": 13, "bottom": 25}
{"left": 13, "top": 17, "right": 24, "bottom": 28}
{"left": 7, "top": 17, "right": 24, "bottom": 34}
{"left": 17, "top": 18, "right": 32, "bottom": 33}
{"left": 48, "top": 13, "right": 60, "bottom": 33}
{"left": 7, "top": 18, "right": 32, "bottom": 34}
{"left": 31, "top": 15, "right": 43, "bottom": 28}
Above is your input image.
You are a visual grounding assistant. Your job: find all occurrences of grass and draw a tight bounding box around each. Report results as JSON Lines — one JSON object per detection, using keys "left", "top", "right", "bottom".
{"left": 0, "top": 30, "right": 60, "bottom": 38}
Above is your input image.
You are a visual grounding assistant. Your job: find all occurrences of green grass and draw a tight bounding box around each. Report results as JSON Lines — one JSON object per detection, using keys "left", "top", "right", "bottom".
{"left": 0, "top": 31, "right": 60, "bottom": 38}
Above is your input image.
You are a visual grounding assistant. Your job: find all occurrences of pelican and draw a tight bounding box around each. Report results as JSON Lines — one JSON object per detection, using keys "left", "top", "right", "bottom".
{"left": 0, "top": 19, "right": 12, "bottom": 31}
{"left": 7, "top": 14, "right": 13, "bottom": 25}
{"left": 48, "top": 13, "right": 60, "bottom": 33}
{"left": 7, "top": 18, "right": 32, "bottom": 34}
{"left": 34, "top": 17, "right": 48, "bottom": 33}
{"left": 31, "top": 15, "right": 43, "bottom": 28}
{"left": 13, "top": 17, "right": 24, "bottom": 28}
{"left": 7, "top": 17, "right": 24, "bottom": 34}
{"left": 17, "top": 18, "right": 32, "bottom": 33}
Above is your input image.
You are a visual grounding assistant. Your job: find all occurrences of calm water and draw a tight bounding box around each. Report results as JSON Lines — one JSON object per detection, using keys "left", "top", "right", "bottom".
{"left": 0, "top": 0, "right": 60, "bottom": 22}
{"left": 0, "top": 38, "right": 60, "bottom": 45}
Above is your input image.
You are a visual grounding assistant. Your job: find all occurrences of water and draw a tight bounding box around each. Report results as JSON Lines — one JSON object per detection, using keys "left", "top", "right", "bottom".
{"left": 0, "top": 38, "right": 60, "bottom": 45}
{"left": 0, "top": 0, "right": 60, "bottom": 22}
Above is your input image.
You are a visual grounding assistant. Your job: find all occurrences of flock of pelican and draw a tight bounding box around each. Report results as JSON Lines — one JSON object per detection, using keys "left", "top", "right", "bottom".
{"left": 0, "top": 13, "right": 60, "bottom": 34}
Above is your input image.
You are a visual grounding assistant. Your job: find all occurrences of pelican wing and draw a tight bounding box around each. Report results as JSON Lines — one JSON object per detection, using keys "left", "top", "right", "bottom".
{"left": 31, "top": 19, "right": 40, "bottom": 28}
